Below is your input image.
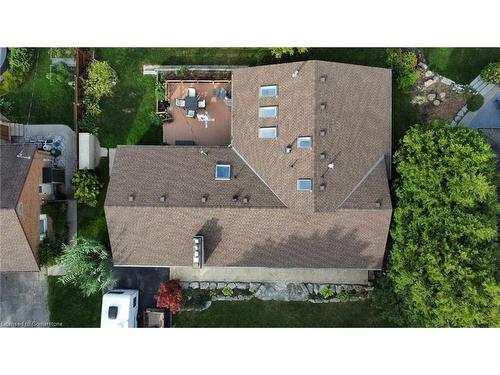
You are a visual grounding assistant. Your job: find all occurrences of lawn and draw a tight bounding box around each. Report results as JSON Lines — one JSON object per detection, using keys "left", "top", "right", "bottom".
{"left": 423, "top": 48, "right": 500, "bottom": 84}
{"left": 3, "top": 48, "right": 74, "bottom": 125}
{"left": 47, "top": 276, "right": 101, "bottom": 328}
{"left": 173, "top": 299, "right": 391, "bottom": 328}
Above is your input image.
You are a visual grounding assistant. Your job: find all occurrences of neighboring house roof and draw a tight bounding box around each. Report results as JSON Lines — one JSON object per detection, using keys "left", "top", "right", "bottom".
{"left": 105, "top": 60, "right": 393, "bottom": 270}
{"left": 1, "top": 144, "right": 37, "bottom": 208}
{"left": 0, "top": 143, "right": 40, "bottom": 271}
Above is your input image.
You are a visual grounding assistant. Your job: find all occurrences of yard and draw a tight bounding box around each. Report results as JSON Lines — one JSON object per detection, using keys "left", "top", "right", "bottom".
{"left": 174, "top": 299, "right": 391, "bottom": 328}
{"left": 47, "top": 276, "right": 101, "bottom": 328}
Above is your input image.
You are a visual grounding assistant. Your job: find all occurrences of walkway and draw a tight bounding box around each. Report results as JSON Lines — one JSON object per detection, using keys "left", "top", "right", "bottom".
{"left": 0, "top": 271, "right": 50, "bottom": 327}
{"left": 170, "top": 267, "right": 369, "bottom": 285}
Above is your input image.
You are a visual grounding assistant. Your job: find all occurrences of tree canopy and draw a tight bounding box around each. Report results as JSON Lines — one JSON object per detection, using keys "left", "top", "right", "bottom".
{"left": 71, "top": 169, "right": 104, "bottom": 207}
{"left": 377, "top": 121, "right": 499, "bottom": 327}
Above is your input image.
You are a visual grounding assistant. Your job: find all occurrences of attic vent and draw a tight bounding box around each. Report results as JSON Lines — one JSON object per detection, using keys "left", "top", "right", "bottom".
{"left": 319, "top": 183, "right": 326, "bottom": 191}
{"left": 159, "top": 194, "right": 167, "bottom": 202}
{"left": 319, "top": 152, "right": 326, "bottom": 159}
{"left": 375, "top": 199, "right": 382, "bottom": 208}
{"left": 320, "top": 75, "right": 327, "bottom": 82}
{"left": 201, "top": 195, "right": 208, "bottom": 203}
{"left": 243, "top": 196, "right": 249, "bottom": 203}
{"left": 128, "top": 194, "right": 135, "bottom": 202}
{"left": 232, "top": 195, "right": 239, "bottom": 202}
{"left": 319, "top": 128, "right": 327, "bottom": 136}
{"left": 320, "top": 102, "right": 327, "bottom": 110}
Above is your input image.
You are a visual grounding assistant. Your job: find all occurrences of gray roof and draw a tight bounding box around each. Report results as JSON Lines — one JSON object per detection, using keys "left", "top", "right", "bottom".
{"left": 1, "top": 144, "right": 36, "bottom": 208}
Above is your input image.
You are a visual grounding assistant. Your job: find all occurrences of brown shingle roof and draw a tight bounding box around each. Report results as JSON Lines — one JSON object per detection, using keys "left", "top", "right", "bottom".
{"left": 1, "top": 143, "right": 36, "bottom": 208}
{"left": 105, "top": 60, "right": 392, "bottom": 270}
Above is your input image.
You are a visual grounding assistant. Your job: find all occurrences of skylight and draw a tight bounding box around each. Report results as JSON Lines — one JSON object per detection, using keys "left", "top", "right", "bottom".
{"left": 259, "top": 85, "right": 278, "bottom": 97}
{"left": 297, "top": 179, "right": 312, "bottom": 192}
{"left": 215, "top": 164, "right": 231, "bottom": 180}
{"left": 259, "top": 106, "right": 278, "bottom": 118}
{"left": 258, "top": 127, "right": 278, "bottom": 139}
{"left": 297, "top": 136, "right": 313, "bottom": 149}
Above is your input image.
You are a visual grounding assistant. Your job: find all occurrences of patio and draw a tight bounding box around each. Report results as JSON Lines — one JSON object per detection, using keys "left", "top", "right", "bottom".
{"left": 164, "top": 81, "right": 232, "bottom": 146}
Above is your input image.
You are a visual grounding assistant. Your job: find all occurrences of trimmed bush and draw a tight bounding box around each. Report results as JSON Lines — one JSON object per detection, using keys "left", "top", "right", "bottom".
{"left": 222, "top": 286, "right": 234, "bottom": 297}
{"left": 467, "top": 94, "right": 484, "bottom": 112}
{"left": 480, "top": 62, "right": 500, "bottom": 84}
{"left": 319, "top": 287, "right": 335, "bottom": 299}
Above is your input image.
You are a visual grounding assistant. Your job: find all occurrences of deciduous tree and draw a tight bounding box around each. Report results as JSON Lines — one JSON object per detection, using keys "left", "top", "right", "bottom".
{"left": 155, "top": 280, "right": 184, "bottom": 314}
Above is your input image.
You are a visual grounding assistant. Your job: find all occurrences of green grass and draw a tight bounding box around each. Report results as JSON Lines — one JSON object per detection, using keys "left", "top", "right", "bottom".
{"left": 173, "top": 299, "right": 391, "bottom": 328}
{"left": 3, "top": 48, "right": 74, "bottom": 125}
{"left": 47, "top": 276, "right": 101, "bottom": 328}
{"left": 77, "top": 159, "right": 110, "bottom": 245}
{"left": 423, "top": 48, "right": 500, "bottom": 84}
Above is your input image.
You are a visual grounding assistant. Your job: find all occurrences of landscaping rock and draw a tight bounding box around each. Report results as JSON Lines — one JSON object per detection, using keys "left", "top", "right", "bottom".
{"left": 353, "top": 285, "right": 365, "bottom": 293}
{"left": 227, "top": 282, "right": 236, "bottom": 289}
{"left": 319, "top": 284, "right": 329, "bottom": 292}
{"left": 217, "top": 282, "right": 226, "bottom": 289}
{"left": 433, "top": 100, "right": 441, "bottom": 106}
{"left": 427, "top": 93, "right": 436, "bottom": 101}
{"left": 200, "top": 282, "right": 209, "bottom": 290}
{"left": 424, "top": 70, "right": 434, "bottom": 78}
{"left": 180, "top": 282, "right": 189, "bottom": 289}
{"left": 306, "top": 283, "right": 314, "bottom": 294}
{"left": 255, "top": 282, "right": 309, "bottom": 302}
{"left": 441, "top": 77, "right": 453, "bottom": 85}
{"left": 335, "top": 285, "right": 343, "bottom": 294}
{"left": 439, "top": 92, "right": 446, "bottom": 99}
{"left": 209, "top": 282, "right": 217, "bottom": 289}
{"left": 249, "top": 282, "right": 260, "bottom": 293}
{"left": 423, "top": 79, "right": 435, "bottom": 87}
{"left": 418, "top": 62, "right": 428, "bottom": 70}
{"left": 237, "top": 294, "right": 245, "bottom": 300}
{"left": 313, "top": 284, "right": 319, "bottom": 294}
{"left": 189, "top": 282, "right": 199, "bottom": 289}
{"left": 330, "top": 298, "right": 340, "bottom": 303}
{"left": 236, "top": 282, "right": 248, "bottom": 289}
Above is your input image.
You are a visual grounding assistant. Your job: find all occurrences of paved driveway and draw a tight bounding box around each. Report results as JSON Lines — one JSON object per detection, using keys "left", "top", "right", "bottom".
{"left": 112, "top": 267, "right": 170, "bottom": 327}
{"left": 0, "top": 272, "right": 51, "bottom": 328}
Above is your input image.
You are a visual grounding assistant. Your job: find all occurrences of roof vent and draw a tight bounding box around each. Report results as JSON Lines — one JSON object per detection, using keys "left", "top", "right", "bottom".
{"left": 328, "top": 161, "right": 335, "bottom": 169}
{"left": 375, "top": 199, "right": 382, "bottom": 208}
{"left": 319, "top": 152, "right": 326, "bottom": 159}
{"left": 128, "top": 194, "right": 135, "bottom": 202}
{"left": 319, "top": 183, "right": 326, "bottom": 191}
{"left": 201, "top": 195, "right": 208, "bottom": 203}
{"left": 243, "top": 196, "right": 249, "bottom": 203}
{"left": 159, "top": 194, "right": 167, "bottom": 202}
{"left": 319, "top": 129, "right": 327, "bottom": 136}
{"left": 232, "top": 195, "right": 239, "bottom": 202}
{"left": 200, "top": 149, "right": 208, "bottom": 156}
{"left": 320, "top": 102, "right": 327, "bottom": 110}
{"left": 320, "top": 75, "right": 327, "bottom": 82}
{"left": 292, "top": 69, "right": 299, "bottom": 78}
{"left": 284, "top": 145, "right": 293, "bottom": 154}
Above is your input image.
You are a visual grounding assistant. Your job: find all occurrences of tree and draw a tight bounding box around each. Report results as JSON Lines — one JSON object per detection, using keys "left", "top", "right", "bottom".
{"left": 8, "top": 48, "right": 33, "bottom": 74}
{"left": 59, "top": 238, "right": 116, "bottom": 296}
{"left": 72, "top": 169, "right": 103, "bottom": 207}
{"left": 83, "top": 60, "right": 116, "bottom": 101}
{"left": 269, "top": 48, "right": 308, "bottom": 59}
{"left": 155, "top": 279, "right": 184, "bottom": 314}
{"left": 375, "top": 121, "right": 499, "bottom": 327}
{"left": 480, "top": 62, "right": 500, "bottom": 84}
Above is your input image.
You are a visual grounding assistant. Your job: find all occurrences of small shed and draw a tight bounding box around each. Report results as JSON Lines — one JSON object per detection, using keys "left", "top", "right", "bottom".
{"left": 78, "top": 132, "right": 104, "bottom": 170}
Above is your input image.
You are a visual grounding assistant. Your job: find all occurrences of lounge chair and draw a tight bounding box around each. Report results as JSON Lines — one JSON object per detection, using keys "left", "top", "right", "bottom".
{"left": 176, "top": 99, "right": 186, "bottom": 108}
{"left": 197, "top": 99, "right": 206, "bottom": 109}
{"left": 188, "top": 88, "right": 196, "bottom": 97}
{"left": 187, "top": 110, "right": 195, "bottom": 118}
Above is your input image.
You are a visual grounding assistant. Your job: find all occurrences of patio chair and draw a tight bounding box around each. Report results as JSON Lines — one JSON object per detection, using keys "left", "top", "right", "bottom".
{"left": 197, "top": 99, "right": 206, "bottom": 109}
{"left": 176, "top": 99, "right": 186, "bottom": 108}
{"left": 188, "top": 88, "right": 196, "bottom": 97}
{"left": 187, "top": 110, "right": 196, "bottom": 118}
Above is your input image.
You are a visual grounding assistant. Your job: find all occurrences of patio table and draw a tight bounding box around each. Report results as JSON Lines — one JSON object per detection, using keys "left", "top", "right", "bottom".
{"left": 184, "top": 96, "right": 198, "bottom": 111}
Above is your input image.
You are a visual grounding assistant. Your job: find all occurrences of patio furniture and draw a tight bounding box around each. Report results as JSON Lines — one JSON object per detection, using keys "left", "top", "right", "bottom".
{"left": 196, "top": 111, "right": 215, "bottom": 128}
{"left": 184, "top": 95, "right": 198, "bottom": 111}
{"left": 188, "top": 87, "right": 196, "bottom": 97}
{"left": 197, "top": 99, "right": 206, "bottom": 109}
{"left": 187, "top": 110, "right": 196, "bottom": 118}
{"left": 176, "top": 99, "right": 186, "bottom": 108}
{"left": 143, "top": 308, "right": 166, "bottom": 328}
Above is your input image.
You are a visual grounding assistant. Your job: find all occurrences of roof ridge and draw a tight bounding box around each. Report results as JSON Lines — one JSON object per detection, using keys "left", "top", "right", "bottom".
{"left": 230, "top": 145, "right": 287, "bottom": 208}
{"left": 337, "top": 154, "right": 386, "bottom": 209}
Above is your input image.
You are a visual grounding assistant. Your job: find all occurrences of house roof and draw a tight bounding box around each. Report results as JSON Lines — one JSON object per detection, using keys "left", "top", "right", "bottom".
{"left": 1, "top": 143, "right": 36, "bottom": 208}
{"left": 105, "top": 60, "right": 393, "bottom": 270}
{"left": 231, "top": 60, "right": 392, "bottom": 212}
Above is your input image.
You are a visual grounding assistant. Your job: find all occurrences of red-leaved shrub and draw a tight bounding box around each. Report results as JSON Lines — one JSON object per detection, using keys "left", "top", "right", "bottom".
{"left": 155, "top": 279, "right": 184, "bottom": 314}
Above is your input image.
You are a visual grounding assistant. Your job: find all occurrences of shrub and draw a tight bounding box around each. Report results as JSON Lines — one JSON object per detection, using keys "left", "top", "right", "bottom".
{"left": 376, "top": 121, "right": 499, "bottom": 327}
{"left": 8, "top": 48, "right": 33, "bottom": 74}
{"left": 0, "top": 97, "right": 13, "bottom": 115}
{"left": 466, "top": 94, "right": 484, "bottom": 112}
{"left": 78, "top": 114, "right": 100, "bottom": 135}
{"left": 401, "top": 51, "right": 418, "bottom": 72}
{"left": 269, "top": 47, "right": 308, "bottom": 59}
{"left": 319, "top": 287, "right": 335, "bottom": 299}
{"left": 398, "top": 71, "right": 421, "bottom": 90}
{"left": 71, "top": 169, "right": 103, "bottom": 207}
{"left": 338, "top": 289, "right": 354, "bottom": 302}
{"left": 155, "top": 80, "right": 165, "bottom": 101}
{"left": 480, "top": 62, "right": 500, "bottom": 84}
{"left": 46, "top": 62, "right": 73, "bottom": 85}
{"left": 50, "top": 48, "right": 76, "bottom": 58}
{"left": 150, "top": 112, "right": 163, "bottom": 127}
{"left": 84, "top": 100, "right": 101, "bottom": 116}
{"left": 209, "top": 290, "right": 217, "bottom": 298}
{"left": 59, "top": 238, "right": 116, "bottom": 296}
{"left": 176, "top": 65, "right": 188, "bottom": 78}
{"left": 155, "top": 279, "right": 184, "bottom": 314}
{"left": 222, "top": 286, "right": 234, "bottom": 297}
{"left": 83, "top": 60, "right": 116, "bottom": 102}
{"left": 38, "top": 241, "right": 63, "bottom": 267}
{"left": 386, "top": 49, "right": 420, "bottom": 90}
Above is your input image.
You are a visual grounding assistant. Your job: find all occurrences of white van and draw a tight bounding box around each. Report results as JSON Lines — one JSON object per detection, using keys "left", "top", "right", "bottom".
{"left": 100, "top": 289, "right": 139, "bottom": 328}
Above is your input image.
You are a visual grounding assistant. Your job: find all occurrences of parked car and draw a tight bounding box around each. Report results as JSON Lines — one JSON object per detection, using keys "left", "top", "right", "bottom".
{"left": 100, "top": 289, "right": 139, "bottom": 328}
